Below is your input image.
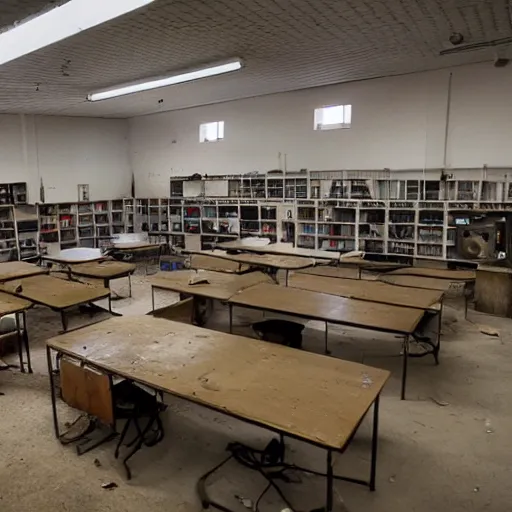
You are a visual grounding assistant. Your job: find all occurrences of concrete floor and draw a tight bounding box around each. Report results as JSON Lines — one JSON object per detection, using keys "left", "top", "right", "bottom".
{"left": 0, "top": 270, "right": 511, "bottom": 512}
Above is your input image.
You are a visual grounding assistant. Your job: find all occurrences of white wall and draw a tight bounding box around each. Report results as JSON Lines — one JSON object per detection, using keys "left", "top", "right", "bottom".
{"left": 0, "top": 115, "right": 131, "bottom": 203}
{"left": 129, "top": 61, "right": 512, "bottom": 197}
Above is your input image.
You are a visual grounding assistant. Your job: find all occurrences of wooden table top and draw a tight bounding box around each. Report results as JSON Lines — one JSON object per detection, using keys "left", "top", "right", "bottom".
{"left": 297, "top": 266, "right": 360, "bottom": 279}
{"left": 46, "top": 316, "right": 389, "bottom": 450}
{"left": 387, "top": 267, "right": 476, "bottom": 281}
{"left": 230, "top": 282, "right": 424, "bottom": 335}
{"left": 0, "top": 275, "right": 110, "bottom": 310}
{"left": 216, "top": 241, "right": 341, "bottom": 260}
{"left": 113, "top": 242, "right": 162, "bottom": 251}
{"left": 339, "top": 257, "right": 406, "bottom": 271}
{"left": 187, "top": 249, "right": 315, "bottom": 270}
{"left": 189, "top": 253, "right": 250, "bottom": 274}
{"left": 378, "top": 274, "right": 454, "bottom": 291}
{"left": 289, "top": 274, "right": 443, "bottom": 310}
{"left": 150, "top": 270, "right": 273, "bottom": 301}
{"left": 0, "top": 291, "right": 32, "bottom": 315}
{"left": 0, "top": 261, "right": 48, "bottom": 282}
{"left": 70, "top": 260, "right": 136, "bottom": 279}
{"left": 477, "top": 265, "right": 512, "bottom": 275}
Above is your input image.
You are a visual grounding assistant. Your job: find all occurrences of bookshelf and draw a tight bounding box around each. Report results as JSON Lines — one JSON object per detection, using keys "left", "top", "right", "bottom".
{"left": 37, "top": 199, "right": 133, "bottom": 252}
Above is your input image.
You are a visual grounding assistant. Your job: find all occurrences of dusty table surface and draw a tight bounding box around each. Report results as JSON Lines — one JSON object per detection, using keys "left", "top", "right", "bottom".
{"left": 150, "top": 270, "right": 273, "bottom": 301}
{"left": 46, "top": 316, "right": 389, "bottom": 450}
{"left": 216, "top": 241, "right": 341, "bottom": 260}
{"left": 186, "top": 249, "right": 315, "bottom": 270}
{"left": 0, "top": 290, "right": 32, "bottom": 315}
{"left": 70, "top": 260, "right": 136, "bottom": 279}
{"left": 113, "top": 242, "right": 162, "bottom": 251}
{"left": 289, "top": 273, "right": 443, "bottom": 310}
{"left": 229, "top": 282, "right": 424, "bottom": 335}
{"left": 476, "top": 265, "right": 512, "bottom": 274}
{"left": 0, "top": 275, "right": 110, "bottom": 310}
{"left": 0, "top": 261, "right": 48, "bottom": 282}
{"left": 387, "top": 267, "right": 476, "bottom": 281}
{"left": 339, "top": 257, "right": 406, "bottom": 270}
{"left": 297, "top": 265, "right": 360, "bottom": 279}
{"left": 378, "top": 274, "right": 455, "bottom": 291}
{"left": 188, "top": 253, "right": 250, "bottom": 273}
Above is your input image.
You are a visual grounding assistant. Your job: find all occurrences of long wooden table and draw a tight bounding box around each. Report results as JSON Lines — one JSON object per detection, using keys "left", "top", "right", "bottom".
{"left": 378, "top": 274, "right": 454, "bottom": 291}
{"left": 0, "top": 261, "right": 48, "bottom": 282}
{"left": 70, "top": 260, "right": 136, "bottom": 301}
{"left": 386, "top": 267, "right": 476, "bottom": 281}
{"left": 46, "top": 316, "right": 389, "bottom": 509}
{"left": 217, "top": 240, "right": 341, "bottom": 261}
{"left": 228, "top": 282, "right": 424, "bottom": 399}
{"left": 184, "top": 249, "right": 315, "bottom": 284}
{"left": 297, "top": 265, "right": 360, "bottom": 279}
{"left": 289, "top": 273, "right": 443, "bottom": 310}
{"left": 0, "top": 275, "right": 111, "bottom": 331}
{"left": 0, "top": 291, "right": 33, "bottom": 373}
{"left": 150, "top": 270, "right": 273, "bottom": 309}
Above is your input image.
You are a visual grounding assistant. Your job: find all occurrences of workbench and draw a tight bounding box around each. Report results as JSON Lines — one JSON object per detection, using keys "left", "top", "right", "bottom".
{"left": 0, "top": 275, "right": 111, "bottom": 331}
{"left": 46, "top": 316, "right": 389, "bottom": 511}
{"left": 228, "top": 282, "right": 424, "bottom": 399}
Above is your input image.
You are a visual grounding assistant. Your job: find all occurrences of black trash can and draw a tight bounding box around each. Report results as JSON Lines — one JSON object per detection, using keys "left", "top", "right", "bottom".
{"left": 252, "top": 319, "right": 305, "bottom": 349}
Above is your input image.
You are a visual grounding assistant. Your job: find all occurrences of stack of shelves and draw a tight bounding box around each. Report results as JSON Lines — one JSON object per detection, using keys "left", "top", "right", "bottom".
{"left": 38, "top": 199, "right": 133, "bottom": 251}
{"left": 0, "top": 205, "right": 19, "bottom": 261}
{"left": 388, "top": 202, "right": 415, "bottom": 256}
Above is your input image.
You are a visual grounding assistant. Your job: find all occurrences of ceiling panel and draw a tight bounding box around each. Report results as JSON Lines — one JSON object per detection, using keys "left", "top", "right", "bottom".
{"left": 0, "top": 0, "right": 510, "bottom": 118}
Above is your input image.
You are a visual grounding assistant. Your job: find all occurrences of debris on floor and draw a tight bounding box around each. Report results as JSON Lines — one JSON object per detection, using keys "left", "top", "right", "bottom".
{"left": 101, "top": 482, "right": 118, "bottom": 490}
{"left": 429, "top": 397, "right": 450, "bottom": 407}
{"left": 478, "top": 325, "right": 500, "bottom": 337}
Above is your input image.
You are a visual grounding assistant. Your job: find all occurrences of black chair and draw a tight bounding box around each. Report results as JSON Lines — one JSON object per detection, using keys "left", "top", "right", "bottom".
{"left": 113, "top": 380, "right": 166, "bottom": 479}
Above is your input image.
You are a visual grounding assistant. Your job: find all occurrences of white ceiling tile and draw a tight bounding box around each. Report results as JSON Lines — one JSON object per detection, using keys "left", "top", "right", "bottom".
{"left": 0, "top": 0, "right": 510, "bottom": 117}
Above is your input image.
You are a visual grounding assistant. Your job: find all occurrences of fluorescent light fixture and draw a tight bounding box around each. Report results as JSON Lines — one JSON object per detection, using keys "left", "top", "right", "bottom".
{"left": 0, "top": 0, "right": 155, "bottom": 66}
{"left": 87, "top": 59, "right": 244, "bottom": 102}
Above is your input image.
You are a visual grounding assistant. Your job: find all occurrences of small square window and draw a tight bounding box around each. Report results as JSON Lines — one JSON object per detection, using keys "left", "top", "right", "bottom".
{"left": 200, "top": 121, "right": 224, "bottom": 142}
{"left": 314, "top": 105, "right": 351, "bottom": 130}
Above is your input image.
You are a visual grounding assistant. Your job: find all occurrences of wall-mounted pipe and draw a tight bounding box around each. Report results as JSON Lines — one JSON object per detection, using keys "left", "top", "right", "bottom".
{"left": 443, "top": 72, "right": 453, "bottom": 169}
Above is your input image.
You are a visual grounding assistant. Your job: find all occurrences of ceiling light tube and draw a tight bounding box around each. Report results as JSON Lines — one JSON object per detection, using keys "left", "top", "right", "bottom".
{"left": 87, "top": 59, "right": 244, "bottom": 102}
{"left": 0, "top": 0, "right": 156, "bottom": 67}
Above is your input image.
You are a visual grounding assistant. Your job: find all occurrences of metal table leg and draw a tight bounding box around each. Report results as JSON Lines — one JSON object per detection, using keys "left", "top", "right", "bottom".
{"left": 401, "top": 335, "right": 410, "bottom": 400}
{"left": 229, "top": 304, "right": 233, "bottom": 334}
{"left": 46, "top": 346, "right": 60, "bottom": 439}
{"left": 128, "top": 273, "right": 132, "bottom": 298}
{"left": 369, "top": 394, "right": 380, "bottom": 491}
{"left": 22, "top": 311, "right": 32, "bottom": 373}
{"left": 61, "top": 311, "right": 69, "bottom": 332}
{"left": 15, "top": 312, "right": 25, "bottom": 373}
{"left": 434, "top": 303, "right": 443, "bottom": 365}
{"left": 324, "top": 322, "right": 330, "bottom": 355}
{"left": 326, "top": 449, "right": 334, "bottom": 511}
{"left": 151, "top": 286, "right": 155, "bottom": 312}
